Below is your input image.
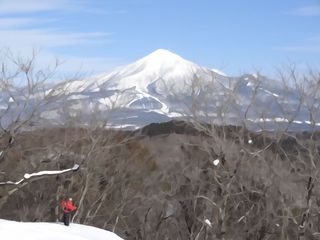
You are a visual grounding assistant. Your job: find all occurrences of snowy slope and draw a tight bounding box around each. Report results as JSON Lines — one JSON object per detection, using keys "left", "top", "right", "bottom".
{"left": 96, "top": 49, "right": 218, "bottom": 92}
{"left": 58, "top": 49, "right": 228, "bottom": 119}
{"left": 43, "top": 49, "right": 230, "bottom": 127}
{"left": 66, "top": 49, "right": 224, "bottom": 93}
{"left": 0, "top": 219, "right": 123, "bottom": 240}
{"left": 4, "top": 49, "right": 319, "bottom": 130}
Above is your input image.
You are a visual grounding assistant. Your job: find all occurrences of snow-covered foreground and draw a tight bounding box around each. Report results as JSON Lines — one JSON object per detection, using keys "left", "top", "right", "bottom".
{"left": 0, "top": 219, "right": 124, "bottom": 240}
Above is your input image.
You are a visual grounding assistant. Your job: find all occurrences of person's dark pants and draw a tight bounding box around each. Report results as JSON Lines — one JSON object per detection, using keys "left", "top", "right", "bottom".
{"left": 62, "top": 212, "right": 71, "bottom": 226}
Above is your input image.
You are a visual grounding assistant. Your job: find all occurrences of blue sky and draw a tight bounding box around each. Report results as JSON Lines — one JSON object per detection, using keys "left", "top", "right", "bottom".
{"left": 0, "top": 0, "right": 319, "bottom": 76}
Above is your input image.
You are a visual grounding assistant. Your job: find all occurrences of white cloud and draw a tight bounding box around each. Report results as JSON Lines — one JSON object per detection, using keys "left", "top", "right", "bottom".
{"left": 0, "top": 17, "right": 38, "bottom": 28}
{"left": 0, "top": 29, "right": 110, "bottom": 48}
{"left": 0, "top": 1, "right": 112, "bottom": 49}
{"left": 0, "top": 0, "right": 125, "bottom": 16}
{"left": 1, "top": 16, "right": 58, "bottom": 27}
{"left": 0, "top": 0, "right": 70, "bottom": 14}
{"left": 0, "top": 0, "right": 125, "bottom": 76}
{"left": 287, "top": 5, "right": 320, "bottom": 16}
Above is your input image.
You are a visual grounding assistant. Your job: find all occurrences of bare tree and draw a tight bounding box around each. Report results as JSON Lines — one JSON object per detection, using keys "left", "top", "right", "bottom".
{"left": 158, "top": 66, "right": 320, "bottom": 239}
{"left": 0, "top": 50, "right": 81, "bottom": 221}
{"left": 1, "top": 52, "right": 320, "bottom": 240}
{"left": 0, "top": 49, "right": 66, "bottom": 160}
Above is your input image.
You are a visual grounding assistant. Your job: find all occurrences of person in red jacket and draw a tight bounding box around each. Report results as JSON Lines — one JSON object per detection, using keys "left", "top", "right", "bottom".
{"left": 60, "top": 197, "right": 77, "bottom": 226}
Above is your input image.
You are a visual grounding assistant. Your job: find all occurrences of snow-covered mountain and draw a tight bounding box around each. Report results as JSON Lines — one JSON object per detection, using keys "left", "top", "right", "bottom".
{"left": 0, "top": 219, "right": 123, "bottom": 240}
{"left": 42, "top": 49, "right": 232, "bottom": 128}
{"left": 58, "top": 49, "right": 227, "bottom": 116}
{"left": 66, "top": 49, "right": 225, "bottom": 92}
{"left": 3, "top": 49, "right": 320, "bottom": 130}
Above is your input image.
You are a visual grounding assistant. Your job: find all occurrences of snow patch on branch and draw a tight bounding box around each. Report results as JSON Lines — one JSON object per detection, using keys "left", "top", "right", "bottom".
{"left": 213, "top": 159, "right": 220, "bottom": 166}
{"left": 0, "top": 164, "right": 79, "bottom": 186}
{"left": 204, "top": 219, "right": 212, "bottom": 227}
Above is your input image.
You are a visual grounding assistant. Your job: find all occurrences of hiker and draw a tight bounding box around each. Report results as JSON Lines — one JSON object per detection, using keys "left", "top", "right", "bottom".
{"left": 60, "top": 197, "right": 77, "bottom": 226}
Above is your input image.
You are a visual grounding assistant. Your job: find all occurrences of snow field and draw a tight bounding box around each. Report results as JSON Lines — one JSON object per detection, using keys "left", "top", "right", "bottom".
{"left": 0, "top": 219, "right": 124, "bottom": 240}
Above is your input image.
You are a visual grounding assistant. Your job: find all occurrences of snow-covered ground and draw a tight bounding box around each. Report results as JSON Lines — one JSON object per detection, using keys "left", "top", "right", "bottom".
{"left": 0, "top": 219, "right": 124, "bottom": 240}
